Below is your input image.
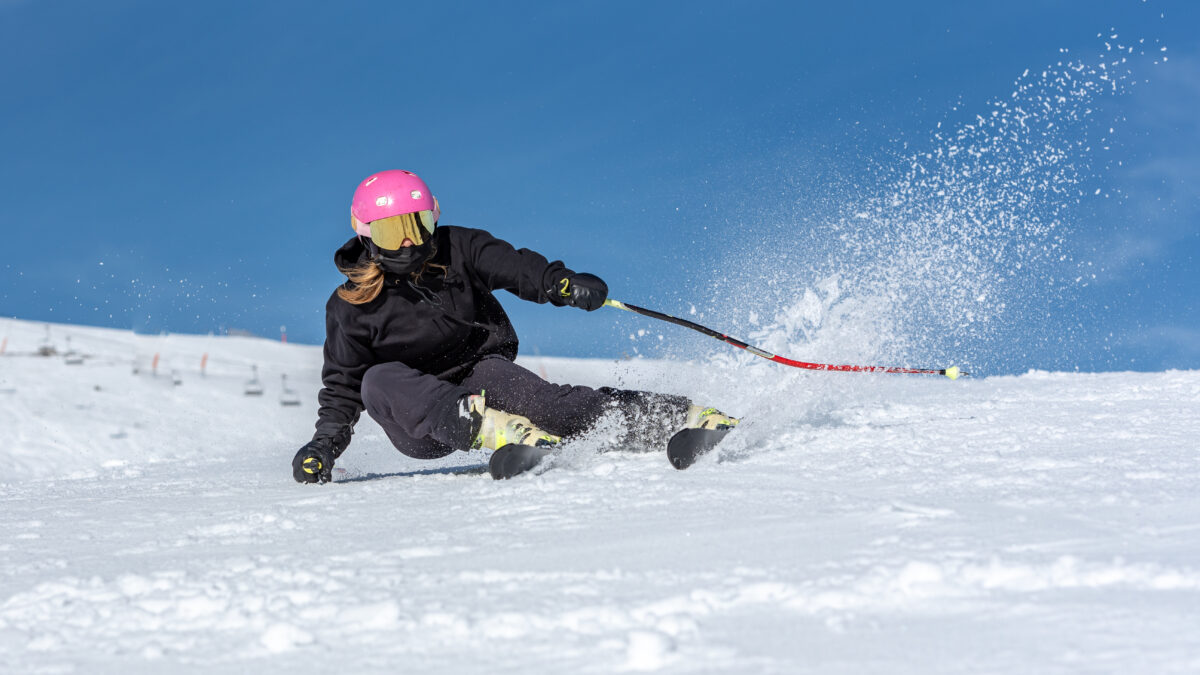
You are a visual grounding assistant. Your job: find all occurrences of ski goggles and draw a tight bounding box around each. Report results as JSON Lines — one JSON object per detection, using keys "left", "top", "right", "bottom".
{"left": 351, "top": 210, "right": 437, "bottom": 250}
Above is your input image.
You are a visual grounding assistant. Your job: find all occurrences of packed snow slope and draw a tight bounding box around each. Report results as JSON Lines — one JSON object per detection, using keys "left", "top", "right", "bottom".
{"left": 2, "top": 317, "right": 1198, "bottom": 674}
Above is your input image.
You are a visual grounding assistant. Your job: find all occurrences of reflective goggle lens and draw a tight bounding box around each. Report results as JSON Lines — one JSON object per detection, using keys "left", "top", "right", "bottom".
{"left": 355, "top": 210, "right": 437, "bottom": 250}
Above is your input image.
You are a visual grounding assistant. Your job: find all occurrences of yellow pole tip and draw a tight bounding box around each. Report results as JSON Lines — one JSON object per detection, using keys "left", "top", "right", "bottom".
{"left": 944, "top": 366, "right": 961, "bottom": 381}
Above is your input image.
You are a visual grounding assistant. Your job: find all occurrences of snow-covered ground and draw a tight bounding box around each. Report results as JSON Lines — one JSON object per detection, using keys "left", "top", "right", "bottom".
{"left": 2, "top": 317, "right": 1199, "bottom": 673}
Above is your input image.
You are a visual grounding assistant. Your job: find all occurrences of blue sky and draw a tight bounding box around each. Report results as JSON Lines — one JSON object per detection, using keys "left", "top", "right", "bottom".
{"left": 1, "top": 0, "right": 1196, "bottom": 374}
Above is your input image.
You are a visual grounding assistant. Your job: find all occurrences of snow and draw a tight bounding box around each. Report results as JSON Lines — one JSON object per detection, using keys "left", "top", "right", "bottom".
{"left": 2, "top": 317, "right": 1199, "bottom": 673}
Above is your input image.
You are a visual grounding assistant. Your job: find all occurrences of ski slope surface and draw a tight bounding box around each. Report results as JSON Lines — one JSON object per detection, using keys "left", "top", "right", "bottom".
{"left": 1, "top": 318, "right": 1198, "bottom": 673}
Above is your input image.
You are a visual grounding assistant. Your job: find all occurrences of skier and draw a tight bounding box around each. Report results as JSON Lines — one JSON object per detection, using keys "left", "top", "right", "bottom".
{"left": 293, "top": 169, "right": 737, "bottom": 483}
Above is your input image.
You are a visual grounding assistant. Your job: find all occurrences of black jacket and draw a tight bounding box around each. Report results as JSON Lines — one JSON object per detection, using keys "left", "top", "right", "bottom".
{"left": 312, "top": 226, "right": 573, "bottom": 447}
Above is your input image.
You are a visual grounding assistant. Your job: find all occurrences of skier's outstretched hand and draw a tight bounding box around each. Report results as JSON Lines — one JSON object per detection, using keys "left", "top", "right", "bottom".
{"left": 558, "top": 272, "right": 608, "bottom": 311}
{"left": 292, "top": 440, "right": 335, "bottom": 484}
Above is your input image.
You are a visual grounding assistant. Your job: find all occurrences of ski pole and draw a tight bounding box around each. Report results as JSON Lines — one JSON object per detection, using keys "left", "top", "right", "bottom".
{"left": 603, "top": 299, "right": 966, "bottom": 379}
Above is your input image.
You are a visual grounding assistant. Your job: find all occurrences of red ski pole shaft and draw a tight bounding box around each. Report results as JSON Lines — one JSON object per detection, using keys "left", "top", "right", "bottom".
{"left": 603, "top": 299, "right": 967, "bottom": 379}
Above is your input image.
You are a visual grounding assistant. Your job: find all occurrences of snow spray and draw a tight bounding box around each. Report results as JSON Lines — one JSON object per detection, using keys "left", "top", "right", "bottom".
{"left": 709, "top": 31, "right": 1166, "bottom": 377}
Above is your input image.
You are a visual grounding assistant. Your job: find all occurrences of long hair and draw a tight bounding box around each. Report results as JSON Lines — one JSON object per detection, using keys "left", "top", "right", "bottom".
{"left": 336, "top": 260, "right": 386, "bottom": 305}
{"left": 335, "top": 239, "right": 448, "bottom": 305}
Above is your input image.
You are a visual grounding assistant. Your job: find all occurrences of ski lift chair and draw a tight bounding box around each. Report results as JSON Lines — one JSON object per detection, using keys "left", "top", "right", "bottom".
{"left": 62, "top": 336, "right": 83, "bottom": 365}
{"left": 279, "top": 374, "right": 301, "bottom": 406}
{"left": 243, "top": 365, "right": 264, "bottom": 396}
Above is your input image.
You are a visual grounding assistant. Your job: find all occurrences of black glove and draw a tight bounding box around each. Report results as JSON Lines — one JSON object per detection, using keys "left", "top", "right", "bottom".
{"left": 557, "top": 272, "right": 608, "bottom": 311}
{"left": 292, "top": 440, "right": 335, "bottom": 484}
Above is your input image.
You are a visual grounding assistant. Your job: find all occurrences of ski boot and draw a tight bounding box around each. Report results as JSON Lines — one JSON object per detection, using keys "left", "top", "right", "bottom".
{"left": 466, "top": 394, "right": 560, "bottom": 450}
{"left": 465, "top": 394, "right": 561, "bottom": 479}
{"left": 683, "top": 404, "right": 740, "bottom": 431}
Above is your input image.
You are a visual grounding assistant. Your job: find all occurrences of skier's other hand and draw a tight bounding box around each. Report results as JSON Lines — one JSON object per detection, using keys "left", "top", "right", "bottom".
{"left": 559, "top": 272, "right": 608, "bottom": 311}
{"left": 292, "top": 440, "right": 335, "bottom": 484}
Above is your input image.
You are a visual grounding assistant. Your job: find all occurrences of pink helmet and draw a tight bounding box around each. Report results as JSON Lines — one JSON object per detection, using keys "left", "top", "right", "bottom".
{"left": 350, "top": 170, "right": 441, "bottom": 239}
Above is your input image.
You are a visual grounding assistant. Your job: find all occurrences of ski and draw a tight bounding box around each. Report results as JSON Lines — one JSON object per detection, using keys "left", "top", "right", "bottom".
{"left": 489, "top": 443, "right": 554, "bottom": 479}
{"left": 490, "top": 427, "right": 733, "bottom": 477}
{"left": 666, "top": 427, "right": 733, "bottom": 470}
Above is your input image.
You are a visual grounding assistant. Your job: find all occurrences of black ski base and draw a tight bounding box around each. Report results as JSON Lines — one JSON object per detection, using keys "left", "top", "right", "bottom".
{"left": 489, "top": 443, "right": 554, "bottom": 480}
{"left": 666, "top": 427, "right": 732, "bottom": 470}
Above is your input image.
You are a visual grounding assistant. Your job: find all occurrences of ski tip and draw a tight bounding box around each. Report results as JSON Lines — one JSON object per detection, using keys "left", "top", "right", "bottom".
{"left": 667, "top": 451, "right": 696, "bottom": 468}
{"left": 489, "top": 444, "right": 554, "bottom": 480}
{"left": 666, "top": 427, "right": 732, "bottom": 470}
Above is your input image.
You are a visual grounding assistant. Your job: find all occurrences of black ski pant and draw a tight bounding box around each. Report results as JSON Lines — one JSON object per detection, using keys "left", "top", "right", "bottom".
{"left": 360, "top": 354, "right": 689, "bottom": 459}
